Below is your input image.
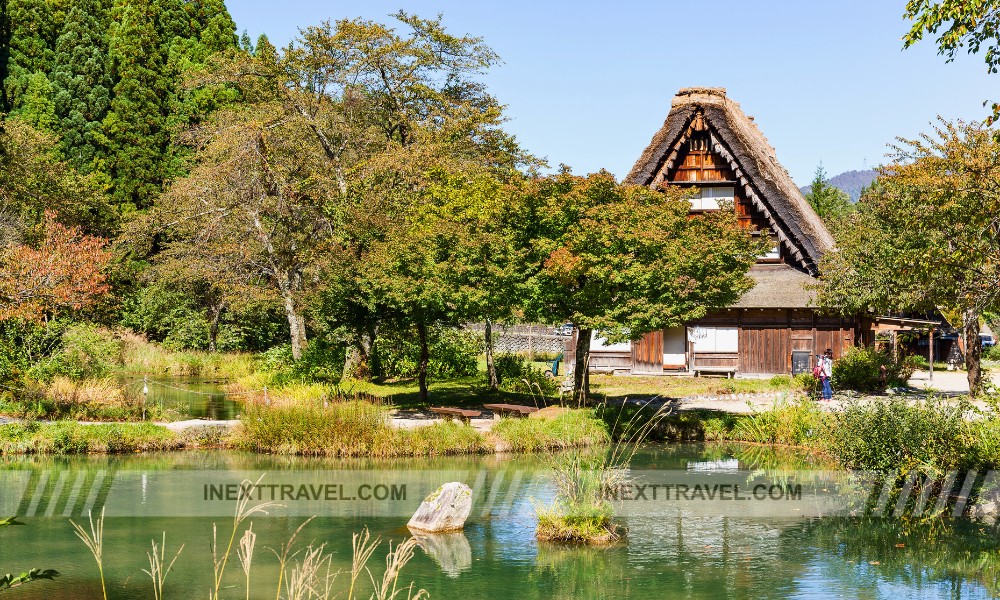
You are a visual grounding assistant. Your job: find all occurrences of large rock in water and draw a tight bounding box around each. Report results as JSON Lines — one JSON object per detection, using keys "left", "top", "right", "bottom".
{"left": 407, "top": 482, "right": 472, "bottom": 532}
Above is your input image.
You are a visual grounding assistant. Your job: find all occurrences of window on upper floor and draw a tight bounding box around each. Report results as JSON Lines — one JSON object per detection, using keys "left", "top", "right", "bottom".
{"left": 689, "top": 186, "right": 734, "bottom": 211}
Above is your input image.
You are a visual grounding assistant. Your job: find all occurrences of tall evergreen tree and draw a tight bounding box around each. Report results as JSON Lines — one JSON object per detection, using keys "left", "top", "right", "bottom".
{"left": 14, "top": 71, "right": 56, "bottom": 130}
{"left": 3, "top": 0, "right": 56, "bottom": 110}
{"left": 101, "top": 0, "right": 169, "bottom": 210}
{"left": 49, "top": 0, "right": 112, "bottom": 171}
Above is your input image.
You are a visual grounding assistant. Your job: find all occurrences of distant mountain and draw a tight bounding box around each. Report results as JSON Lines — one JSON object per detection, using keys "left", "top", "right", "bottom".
{"left": 800, "top": 169, "right": 878, "bottom": 202}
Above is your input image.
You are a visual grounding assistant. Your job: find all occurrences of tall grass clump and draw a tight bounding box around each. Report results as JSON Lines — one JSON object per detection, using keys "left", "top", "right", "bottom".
{"left": 119, "top": 332, "right": 255, "bottom": 378}
{"left": 536, "top": 450, "right": 623, "bottom": 544}
{"left": 237, "top": 399, "right": 392, "bottom": 456}
{"left": 491, "top": 409, "right": 609, "bottom": 453}
{"left": 0, "top": 421, "right": 180, "bottom": 454}
{"left": 730, "top": 398, "right": 829, "bottom": 446}
{"left": 70, "top": 477, "right": 428, "bottom": 600}
{"left": 535, "top": 402, "right": 669, "bottom": 544}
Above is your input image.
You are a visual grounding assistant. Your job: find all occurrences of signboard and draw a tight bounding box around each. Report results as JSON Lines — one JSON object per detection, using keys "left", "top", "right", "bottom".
{"left": 791, "top": 350, "right": 811, "bottom": 375}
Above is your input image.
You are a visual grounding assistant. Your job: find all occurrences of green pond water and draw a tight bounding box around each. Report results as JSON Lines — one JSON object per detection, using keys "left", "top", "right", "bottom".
{"left": 2, "top": 444, "right": 999, "bottom": 599}
{"left": 121, "top": 377, "right": 238, "bottom": 420}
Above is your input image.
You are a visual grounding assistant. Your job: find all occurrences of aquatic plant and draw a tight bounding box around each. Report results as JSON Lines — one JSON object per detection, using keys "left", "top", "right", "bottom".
{"left": 70, "top": 508, "right": 106, "bottom": 600}
{"left": 142, "top": 533, "right": 184, "bottom": 600}
{"left": 0, "top": 517, "right": 59, "bottom": 591}
{"left": 535, "top": 401, "right": 669, "bottom": 544}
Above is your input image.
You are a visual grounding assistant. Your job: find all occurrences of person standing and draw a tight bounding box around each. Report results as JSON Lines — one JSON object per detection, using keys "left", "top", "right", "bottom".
{"left": 820, "top": 348, "right": 834, "bottom": 401}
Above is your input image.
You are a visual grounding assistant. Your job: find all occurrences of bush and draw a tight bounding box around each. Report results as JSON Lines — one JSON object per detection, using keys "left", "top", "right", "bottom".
{"left": 29, "top": 324, "right": 122, "bottom": 382}
{"left": 494, "top": 353, "right": 558, "bottom": 396}
{"left": 257, "top": 338, "right": 346, "bottom": 384}
{"left": 984, "top": 345, "right": 1000, "bottom": 362}
{"left": 826, "top": 397, "right": 969, "bottom": 474}
{"left": 832, "top": 346, "right": 915, "bottom": 393}
{"left": 377, "top": 325, "right": 482, "bottom": 380}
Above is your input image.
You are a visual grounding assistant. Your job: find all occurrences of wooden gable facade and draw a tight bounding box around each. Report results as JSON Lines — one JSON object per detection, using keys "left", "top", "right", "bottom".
{"left": 588, "top": 87, "right": 857, "bottom": 376}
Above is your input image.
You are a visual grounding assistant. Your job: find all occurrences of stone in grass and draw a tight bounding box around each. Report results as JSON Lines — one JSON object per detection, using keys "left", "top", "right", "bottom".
{"left": 407, "top": 482, "right": 473, "bottom": 532}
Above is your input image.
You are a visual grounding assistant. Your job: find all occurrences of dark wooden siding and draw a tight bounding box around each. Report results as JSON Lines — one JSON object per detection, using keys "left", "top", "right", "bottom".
{"left": 691, "top": 309, "right": 857, "bottom": 375}
{"left": 632, "top": 331, "right": 664, "bottom": 374}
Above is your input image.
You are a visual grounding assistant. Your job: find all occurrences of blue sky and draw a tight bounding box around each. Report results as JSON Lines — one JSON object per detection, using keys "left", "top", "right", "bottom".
{"left": 228, "top": 1, "right": 996, "bottom": 186}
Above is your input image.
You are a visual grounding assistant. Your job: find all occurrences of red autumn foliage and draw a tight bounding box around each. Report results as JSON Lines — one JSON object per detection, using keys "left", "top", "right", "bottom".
{"left": 0, "top": 213, "right": 111, "bottom": 321}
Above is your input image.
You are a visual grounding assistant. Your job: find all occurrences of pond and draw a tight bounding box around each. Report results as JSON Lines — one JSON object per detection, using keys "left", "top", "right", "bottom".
{"left": 119, "top": 377, "right": 239, "bottom": 421}
{"left": 1, "top": 444, "right": 998, "bottom": 599}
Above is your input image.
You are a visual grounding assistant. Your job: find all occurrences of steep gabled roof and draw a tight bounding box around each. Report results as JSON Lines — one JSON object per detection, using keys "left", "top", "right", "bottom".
{"left": 626, "top": 87, "right": 835, "bottom": 275}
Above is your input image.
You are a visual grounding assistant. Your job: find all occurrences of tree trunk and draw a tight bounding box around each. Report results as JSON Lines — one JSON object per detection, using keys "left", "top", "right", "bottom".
{"left": 485, "top": 319, "right": 498, "bottom": 391}
{"left": 343, "top": 325, "right": 381, "bottom": 381}
{"left": 573, "top": 327, "right": 592, "bottom": 406}
{"left": 207, "top": 302, "right": 225, "bottom": 353}
{"left": 417, "top": 320, "right": 430, "bottom": 404}
{"left": 280, "top": 283, "right": 306, "bottom": 361}
{"left": 964, "top": 308, "right": 983, "bottom": 396}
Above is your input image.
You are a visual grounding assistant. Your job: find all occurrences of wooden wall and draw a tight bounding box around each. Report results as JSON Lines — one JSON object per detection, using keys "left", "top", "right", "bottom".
{"left": 704, "top": 309, "right": 855, "bottom": 374}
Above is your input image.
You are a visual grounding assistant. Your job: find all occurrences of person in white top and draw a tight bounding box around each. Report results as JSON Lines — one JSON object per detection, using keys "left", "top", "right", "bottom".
{"left": 819, "top": 348, "right": 834, "bottom": 401}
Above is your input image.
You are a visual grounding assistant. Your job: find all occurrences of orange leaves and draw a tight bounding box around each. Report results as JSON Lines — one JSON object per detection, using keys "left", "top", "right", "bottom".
{"left": 0, "top": 213, "right": 111, "bottom": 322}
{"left": 543, "top": 247, "right": 585, "bottom": 286}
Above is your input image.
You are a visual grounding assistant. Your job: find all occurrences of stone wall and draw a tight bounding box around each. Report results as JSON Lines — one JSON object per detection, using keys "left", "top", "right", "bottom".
{"left": 464, "top": 323, "right": 571, "bottom": 355}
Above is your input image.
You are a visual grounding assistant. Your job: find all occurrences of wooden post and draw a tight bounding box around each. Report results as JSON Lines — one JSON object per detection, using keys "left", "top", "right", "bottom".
{"left": 929, "top": 326, "right": 934, "bottom": 382}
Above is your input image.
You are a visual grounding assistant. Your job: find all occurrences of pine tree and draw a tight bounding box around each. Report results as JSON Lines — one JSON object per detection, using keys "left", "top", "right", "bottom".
{"left": 102, "top": 0, "right": 169, "bottom": 210}
{"left": 804, "top": 163, "right": 853, "bottom": 225}
{"left": 49, "top": 0, "right": 112, "bottom": 171}
{"left": 14, "top": 71, "right": 57, "bottom": 130}
{"left": 4, "top": 0, "right": 56, "bottom": 110}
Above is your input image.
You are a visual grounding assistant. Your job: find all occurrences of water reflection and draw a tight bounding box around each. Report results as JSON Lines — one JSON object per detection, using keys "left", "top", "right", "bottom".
{"left": 118, "top": 377, "right": 238, "bottom": 420}
{"left": 0, "top": 445, "right": 998, "bottom": 599}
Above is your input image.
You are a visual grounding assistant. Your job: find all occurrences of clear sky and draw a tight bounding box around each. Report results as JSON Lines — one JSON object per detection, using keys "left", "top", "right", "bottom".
{"left": 227, "top": 1, "right": 996, "bottom": 186}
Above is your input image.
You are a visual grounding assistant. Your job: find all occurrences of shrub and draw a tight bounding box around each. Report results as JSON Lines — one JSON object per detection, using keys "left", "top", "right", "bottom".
{"left": 257, "top": 339, "right": 345, "bottom": 384}
{"left": 377, "top": 325, "right": 482, "bottom": 380}
{"left": 984, "top": 345, "right": 1000, "bottom": 362}
{"left": 826, "top": 397, "right": 969, "bottom": 474}
{"left": 493, "top": 353, "right": 558, "bottom": 396}
{"left": 832, "top": 346, "right": 915, "bottom": 393}
{"left": 29, "top": 324, "right": 122, "bottom": 382}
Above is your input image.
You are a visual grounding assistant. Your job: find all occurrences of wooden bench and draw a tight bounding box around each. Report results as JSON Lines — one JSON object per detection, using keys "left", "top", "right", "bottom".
{"left": 428, "top": 407, "right": 482, "bottom": 423}
{"left": 483, "top": 403, "right": 540, "bottom": 419}
{"left": 693, "top": 366, "right": 738, "bottom": 378}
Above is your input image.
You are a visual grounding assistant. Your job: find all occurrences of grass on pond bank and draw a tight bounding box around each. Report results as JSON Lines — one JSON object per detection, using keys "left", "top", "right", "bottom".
{"left": 234, "top": 400, "right": 609, "bottom": 457}
{"left": 0, "top": 421, "right": 181, "bottom": 454}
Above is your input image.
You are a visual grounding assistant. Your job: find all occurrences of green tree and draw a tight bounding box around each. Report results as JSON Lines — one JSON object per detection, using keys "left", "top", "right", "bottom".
{"left": 804, "top": 163, "right": 853, "bottom": 225}
{"left": 522, "top": 170, "right": 763, "bottom": 403}
{"left": 14, "top": 71, "right": 57, "bottom": 131}
{"left": 180, "top": 13, "right": 524, "bottom": 366}
{"left": 0, "top": 117, "right": 112, "bottom": 239}
{"left": 819, "top": 119, "right": 1000, "bottom": 395}
{"left": 903, "top": 1, "right": 1000, "bottom": 121}
{"left": 360, "top": 170, "right": 526, "bottom": 401}
{"left": 101, "top": 0, "right": 170, "bottom": 210}
{"left": 3, "top": 0, "right": 57, "bottom": 111}
{"left": 49, "top": 0, "right": 112, "bottom": 171}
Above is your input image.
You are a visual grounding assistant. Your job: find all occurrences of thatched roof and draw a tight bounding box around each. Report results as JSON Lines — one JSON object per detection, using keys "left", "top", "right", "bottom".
{"left": 733, "top": 264, "right": 817, "bottom": 308}
{"left": 626, "top": 87, "right": 835, "bottom": 275}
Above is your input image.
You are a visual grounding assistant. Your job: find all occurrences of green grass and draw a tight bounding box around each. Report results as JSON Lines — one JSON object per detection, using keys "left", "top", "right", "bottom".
{"left": 492, "top": 410, "right": 610, "bottom": 452}
{"left": 234, "top": 399, "right": 607, "bottom": 457}
{"left": 0, "top": 421, "right": 180, "bottom": 454}
{"left": 118, "top": 332, "right": 256, "bottom": 378}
